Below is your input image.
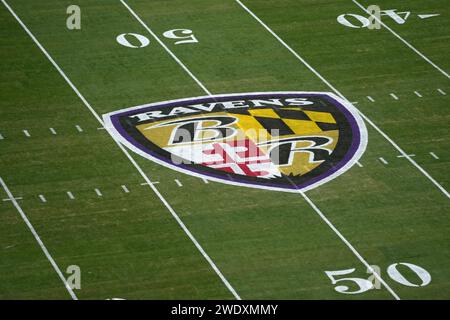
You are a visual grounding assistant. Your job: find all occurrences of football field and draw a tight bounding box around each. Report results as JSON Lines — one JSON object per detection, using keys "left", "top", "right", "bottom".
{"left": 0, "top": 0, "right": 449, "bottom": 300}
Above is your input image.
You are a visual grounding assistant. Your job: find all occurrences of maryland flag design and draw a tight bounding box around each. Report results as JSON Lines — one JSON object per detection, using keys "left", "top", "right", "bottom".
{"left": 104, "top": 92, "right": 367, "bottom": 193}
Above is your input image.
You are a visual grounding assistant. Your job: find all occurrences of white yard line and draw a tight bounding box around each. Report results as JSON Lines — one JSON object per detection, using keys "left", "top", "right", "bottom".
{"left": 352, "top": 0, "right": 449, "bottom": 79}
{"left": 236, "top": 0, "right": 449, "bottom": 199}
{"left": 0, "top": 177, "right": 77, "bottom": 300}
{"left": 1, "top": 0, "right": 240, "bottom": 301}
{"left": 123, "top": 0, "right": 401, "bottom": 299}
{"left": 437, "top": 88, "right": 447, "bottom": 95}
{"left": 202, "top": 178, "right": 209, "bottom": 184}
{"left": 75, "top": 125, "right": 83, "bottom": 133}
{"left": 38, "top": 194, "right": 47, "bottom": 203}
{"left": 356, "top": 161, "right": 363, "bottom": 167}
{"left": 367, "top": 96, "right": 375, "bottom": 102}
{"left": 66, "top": 191, "right": 75, "bottom": 200}
{"left": 414, "top": 91, "right": 422, "bottom": 98}
{"left": 0, "top": 133, "right": 4, "bottom": 140}
{"left": 49, "top": 127, "right": 57, "bottom": 135}
{"left": 379, "top": 157, "right": 389, "bottom": 165}
{"left": 23, "top": 129, "right": 30, "bottom": 137}
{"left": 121, "top": 185, "right": 130, "bottom": 193}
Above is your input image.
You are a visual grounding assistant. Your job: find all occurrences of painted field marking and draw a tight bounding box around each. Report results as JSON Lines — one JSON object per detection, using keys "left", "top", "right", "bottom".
{"left": 66, "top": 191, "right": 75, "bottom": 200}
{"left": 23, "top": 129, "right": 30, "bottom": 137}
{"left": 75, "top": 125, "right": 83, "bottom": 132}
{"left": 418, "top": 14, "right": 440, "bottom": 20}
{"left": 1, "top": 0, "right": 240, "bottom": 301}
{"left": 437, "top": 88, "right": 447, "bottom": 96}
{"left": 95, "top": 188, "right": 103, "bottom": 197}
{"left": 141, "top": 181, "right": 159, "bottom": 185}
{"left": 236, "top": 0, "right": 449, "bottom": 199}
{"left": 414, "top": 91, "right": 422, "bottom": 98}
{"left": 3, "top": 196, "right": 22, "bottom": 202}
{"left": 97, "top": 127, "right": 106, "bottom": 130}
{"left": 0, "top": 177, "right": 77, "bottom": 300}
{"left": 38, "top": 194, "right": 47, "bottom": 203}
{"left": 356, "top": 161, "right": 363, "bottom": 167}
{"left": 0, "top": 133, "right": 4, "bottom": 140}
{"left": 351, "top": 101, "right": 359, "bottom": 105}
{"left": 352, "top": 0, "right": 450, "bottom": 79}
{"left": 379, "top": 157, "right": 389, "bottom": 165}
{"left": 367, "top": 96, "right": 375, "bottom": 102}
{"left": 429, "top": 152, "right": 439, "bottom": 160}
{"left": 121, "top": 185, "right": 130, "bottom": 193}
{"left": 174, "top": 179, "right": 183, "bottom": 187}
{"left": 390, "top": 93, "right": 399, "bottom": 100}
{"left": 397, "top": 154, "right": 415, "bottom": 158}
{"left": 49, "top": 127, "right": 57, "bottom": 135}
{"left": 202, "top": 178, "right": 209, "bottom": 184}
{"left": 123, "top": 0, "right": 400, "bottom": 300}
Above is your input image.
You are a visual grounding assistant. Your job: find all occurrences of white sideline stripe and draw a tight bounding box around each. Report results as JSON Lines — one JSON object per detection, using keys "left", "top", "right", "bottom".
{"left": 202, "top": 178, "right": 209, "bottom": 184}
{"left": 121, "top": 0, "right": 240, "bottom": 299}
{"left": 174, "top": 179, "right": 183, "bottom": 187}
{"left": 23, "top": 129, "right": 30, "bottom": 137}
{"left": 437, "top": 88, "right": 447, "bottom": 95}
{"left": 75, "top": 125, "right": 83, "bottom": 132}
{"left": 49, "top": 127, "right": 57, "bottom": 135}
{"left": 0, "top": 177, "right": 77, "bottom": 300}
{"left": 95, "top": 188, "right": 102, "bottom": 197}
{"left": 39, "top": 194, "right": 47, "bottom": 203}
{"left": 379, "top": 157, "right": 388, "bottom": 165}
{"left": 367, "top": 96, "right": 375, "bottom": 102}
{"left": 125, "top": 0, "right": 400, "bottom": 299}
{"left": 414, "top": 91, "right": 422, "bottom": 98}
{"left": 67, "top": 191, "right": 75, "bottom": 200}
{"left": 430, "top": 152, "right": 439, "bottom": 160}
{"left": 356, "top": 161, "right": 363, "bottom": 167}
{"left": 352, "top": 0, "right": 450, "bottom": 79}
{"left": 236, "top": 0, "right": 449, "bottom": 199}
{"left": 299, "top": 191, "right": 400, "bottom": 300}
{"left": 121, "top": 185, "right": 130, "bottom": 193}
{"left": 2, "top": 0, "right": 240, "bottom": 301}
{"left": 390, "top": 93, "right": 399, "bottom": 100}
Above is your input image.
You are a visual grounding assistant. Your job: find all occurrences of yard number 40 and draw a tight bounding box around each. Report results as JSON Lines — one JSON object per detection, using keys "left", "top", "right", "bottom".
{"left": 325, "top": 262, "right": 431, "bottom": 295}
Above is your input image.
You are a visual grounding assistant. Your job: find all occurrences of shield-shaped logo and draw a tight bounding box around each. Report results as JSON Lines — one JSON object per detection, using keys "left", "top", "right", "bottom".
{"left": 103, "top": 92, "right": 367, "bottom": 192}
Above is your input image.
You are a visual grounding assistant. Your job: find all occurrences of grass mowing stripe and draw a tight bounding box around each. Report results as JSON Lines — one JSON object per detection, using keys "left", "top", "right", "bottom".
{"left": 120, "top": 0, "right": 212, "bottom": 96}
{"left": 0, "top": 177, "right": 77, "bottom": 300}
{"left": 235, "top": 0, "right": 450, "bottom": 199}
{"left": 300, "top": 191, "right": 400, "bottom": 300}
{"left": 2, "top": 0, "right": 240, "bottom": 301}
{"left": 352, "top": 0, "right": 450, "bottom": 79}
{"left": 121, "top": 0, "right": 400, "bottom": 300}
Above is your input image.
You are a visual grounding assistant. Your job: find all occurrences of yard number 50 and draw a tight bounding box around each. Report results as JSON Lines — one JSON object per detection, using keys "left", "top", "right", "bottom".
{"left": 325, "top": 262, "right": 431, "bottom": 295}
{"left": 116, "top": 29, "right": 198, "bottom": 48}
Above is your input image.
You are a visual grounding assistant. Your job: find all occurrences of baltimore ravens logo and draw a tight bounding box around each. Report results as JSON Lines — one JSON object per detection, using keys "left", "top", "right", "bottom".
{"left": 103, "top": 92, "right": 367, "bottom": 192}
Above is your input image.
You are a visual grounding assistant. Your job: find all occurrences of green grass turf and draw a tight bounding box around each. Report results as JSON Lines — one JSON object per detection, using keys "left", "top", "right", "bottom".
{"left": 0, "top": 0, "right": 449, "bottom": 299}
